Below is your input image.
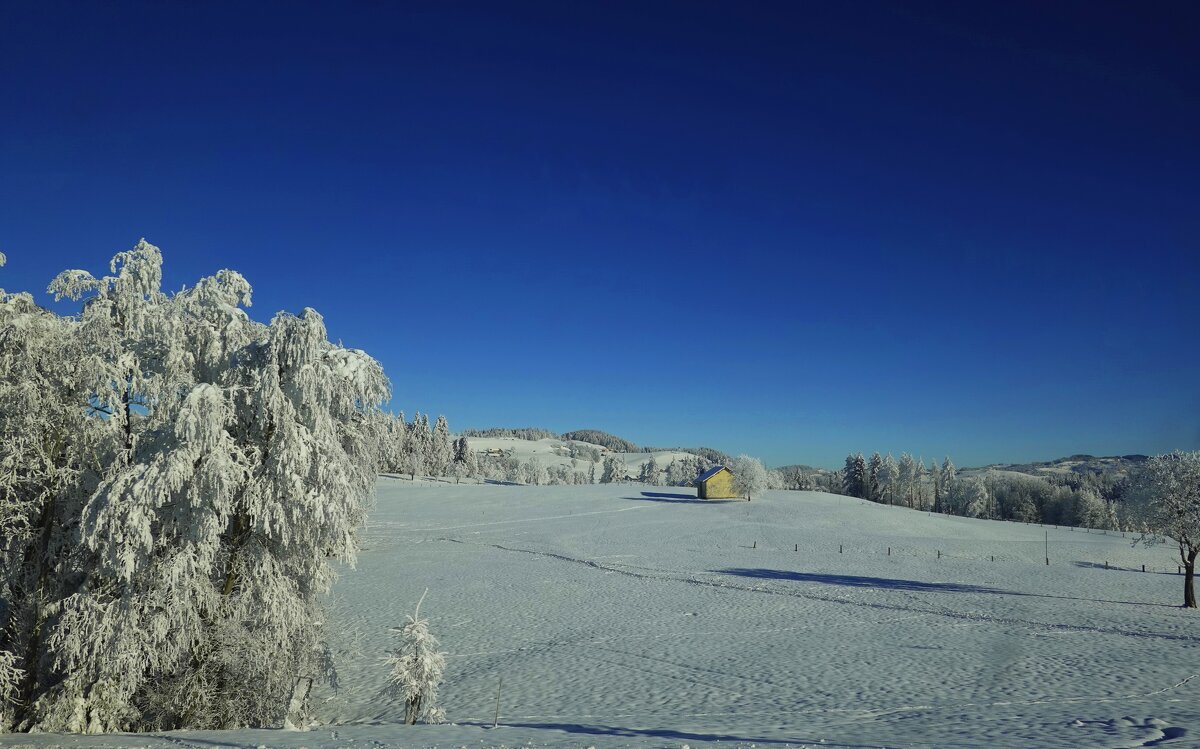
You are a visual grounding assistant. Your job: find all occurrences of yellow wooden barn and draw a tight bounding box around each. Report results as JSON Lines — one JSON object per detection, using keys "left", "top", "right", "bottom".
{"left": 696, "top": 465, "right": 737, "bottom": 499}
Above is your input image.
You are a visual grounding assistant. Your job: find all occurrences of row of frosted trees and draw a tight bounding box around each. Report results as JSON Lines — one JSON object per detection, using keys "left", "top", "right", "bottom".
{"left": 0, "top": 243, "right": 390, "bottom": 732}
{"left": 837, "top": 450, "right": 1200, "bottom": 607}
{"left": 382, "top": 428, "right": 768, "bottom": 490}
{"left": 838, "top": 451, "right": 1124, "bottom": 530}
{"left": 377, "top": 412, "right": 456, "bottom": 480}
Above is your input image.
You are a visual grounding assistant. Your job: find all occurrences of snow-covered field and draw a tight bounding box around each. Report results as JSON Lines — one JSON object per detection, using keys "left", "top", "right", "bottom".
{"left": 6, "top": 480, "right": 1198, "bottom": 749}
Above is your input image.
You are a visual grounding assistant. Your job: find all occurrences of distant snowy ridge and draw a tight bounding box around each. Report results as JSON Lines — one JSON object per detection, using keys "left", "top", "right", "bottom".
{"left": 460, "top": 426, "right": 730, "bottom": 465}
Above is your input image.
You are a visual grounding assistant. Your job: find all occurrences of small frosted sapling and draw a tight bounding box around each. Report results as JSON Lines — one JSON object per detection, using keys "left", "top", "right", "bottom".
{"left": 386, "top": 590, "right": 447, "bottom": 724}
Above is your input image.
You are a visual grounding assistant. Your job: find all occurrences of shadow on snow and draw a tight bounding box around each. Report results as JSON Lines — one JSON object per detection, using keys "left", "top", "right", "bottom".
{"left": 461, "top": 721, "right": 904, "bottom": 748}
{"left": 1074, "top": 561, "right": 1179, "bottom": 576}
{"left": 712, "top": 568, "right": 1180, "bottom": 608}
{"left": 714, "top": 568, "right": 1004, "bottom": 594}
{"left": 625, "top": 491, "right": 741, "bottom": 504}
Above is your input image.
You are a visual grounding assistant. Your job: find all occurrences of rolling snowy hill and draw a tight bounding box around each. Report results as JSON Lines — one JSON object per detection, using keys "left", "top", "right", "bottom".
{"left": 465, "top": 435, "right": 698, "bottom": 479}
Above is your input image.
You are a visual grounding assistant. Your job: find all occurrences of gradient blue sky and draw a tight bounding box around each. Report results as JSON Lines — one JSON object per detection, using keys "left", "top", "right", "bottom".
{"left": 2, "top": 1, "right": 1197, "bottom": 468}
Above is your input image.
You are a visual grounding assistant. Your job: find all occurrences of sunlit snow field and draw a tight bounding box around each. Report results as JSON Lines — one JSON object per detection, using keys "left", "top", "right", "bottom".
{"left": 5, "top": 478, "right": 1198, "bottom": 749}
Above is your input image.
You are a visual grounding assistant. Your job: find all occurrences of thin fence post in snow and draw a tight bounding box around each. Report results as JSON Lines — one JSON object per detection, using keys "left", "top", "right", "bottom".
{"left": 1143, "top": 564, "right": 1146, "bottom": 573}
{"left": 888, "top": 547, "right": 891, "bottom": 556}
{"left": 493, "top": 677, "right": 502, "bottom": 728}
{"left": 839, "top": 544, "right": 843, "bottom": 554}
{"left": 1045, "top": 531, "right": 1049, "bottom": 566}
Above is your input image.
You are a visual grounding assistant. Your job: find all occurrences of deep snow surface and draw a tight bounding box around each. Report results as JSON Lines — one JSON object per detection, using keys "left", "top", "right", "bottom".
{"left": 5, "top": 480, "right": 1198, "bottom": 748}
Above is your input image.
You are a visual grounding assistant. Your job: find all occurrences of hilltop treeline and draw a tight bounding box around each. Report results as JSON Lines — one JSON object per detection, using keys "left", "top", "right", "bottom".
{"left": 461, "top": 427, "right": 635, "bottom": 451}
{"left": 559, "top": 429, "right": 640, "bottom": 452}
{"left": 462, "top": 427, "right": 731, "bottom": 465}
{"left": 645, "top": 445, "right": 732, "bottom": 465}
{"left": 822, "top": 452, "right": 1131, "bottom": 530}
{"left": 460, "top": 426, "right": 560, "bottom": 441}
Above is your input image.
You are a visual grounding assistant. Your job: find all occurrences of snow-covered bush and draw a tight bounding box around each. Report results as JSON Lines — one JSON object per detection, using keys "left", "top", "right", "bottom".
{"left": 385, "top": 591, "right": 446, "bottom": 724}
{"left": 1, "top": 241, "right": 389, "bottom": 732}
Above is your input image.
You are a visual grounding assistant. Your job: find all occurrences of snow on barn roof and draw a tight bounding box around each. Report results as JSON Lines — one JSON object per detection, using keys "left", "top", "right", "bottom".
{"left": 696, "top": 465, "right": 729, "bottom": 482}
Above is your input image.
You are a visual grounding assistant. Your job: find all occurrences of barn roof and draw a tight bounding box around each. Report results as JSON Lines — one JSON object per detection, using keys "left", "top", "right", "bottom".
{"left": 696, "top": 465, "right": 730, "bottom": 482}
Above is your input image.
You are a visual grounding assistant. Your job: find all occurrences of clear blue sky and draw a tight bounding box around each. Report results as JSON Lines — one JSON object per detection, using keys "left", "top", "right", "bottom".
{"left": 2, "top": 1, "right": 1197, "bottom": 468}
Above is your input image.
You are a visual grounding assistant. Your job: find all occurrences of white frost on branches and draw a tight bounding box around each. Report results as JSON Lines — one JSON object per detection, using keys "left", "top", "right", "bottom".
{"left": 385, "top": 591, "right": 446, "bottom": 725}
{"left": 1128, "top": 451, "right": 1200, "bottom": 607}
{"left": 1, "top": 240, "right": 390, "bottom": 732}
{"left": 730, "top": 455, "right": 768, "bottom": 500}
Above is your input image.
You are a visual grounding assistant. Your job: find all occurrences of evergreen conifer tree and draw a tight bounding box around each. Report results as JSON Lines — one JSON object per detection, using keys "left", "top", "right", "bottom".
{"left": 842, "top": 453, "right": 868, "bottom": 499}
{"left": 867, "top": 452, "right": 883, "bottom": 502}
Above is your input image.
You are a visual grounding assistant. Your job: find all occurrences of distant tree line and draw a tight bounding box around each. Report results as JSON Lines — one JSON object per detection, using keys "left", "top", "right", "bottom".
{"left": 395, "top": 427, "right": 775, "bottom": 494}
{"left": 826, "top": 451, "right": 1128, "bottom": 530}
{"left": 457, "top": 428, "right": 733, "bottom": 469}
{"left": 459, "top": 426, "right": 560, "bottom": 441}
{"left": 643, "top": 445, "right": 732, "bottom": 465}
{"left": 559, "top": 430, "right": 640, "bottom": 453}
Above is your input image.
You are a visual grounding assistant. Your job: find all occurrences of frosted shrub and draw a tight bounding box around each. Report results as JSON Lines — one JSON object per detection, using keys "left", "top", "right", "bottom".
{"left": 385, "top": 591, "right": 447, "bottom": 725}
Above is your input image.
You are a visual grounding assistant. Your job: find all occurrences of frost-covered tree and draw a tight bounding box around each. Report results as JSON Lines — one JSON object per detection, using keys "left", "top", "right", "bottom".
{"left": 0, "top": 258, "right": 96, "bottom": 731}
{"left": 402, "top": 413, "right": 427, "bottom": 479}
{"left": 429, "top": 416, "right": 453, "bottom": 477}
{"left": 914, "top": 458, "right": 928, "bottom": 509}
{"left": 959, "top": 478, "right": 990, "bottom": 518}
{"left": 408, "top": 413, "right": 433, "bottom": 477}
{"left": 385, "top": 591, "right": 446, "bottom": 725}
{"left": 449, "top": 437, "right": 473, "bottom": 483}
{"left": 936, "top": 457, "right": 956, "bottom": 513}
{"left": 638, "top": 456, "right": 661, "bottom": 485}
{"left": 1127, "top": 451, "right": 1200, "bottom": 607}
{"left": 664, "top": 459, "right": 687, "bottom": 486}
{"left": 866, "top": 452, "right": 883, "bottom": 502}
{"left": 1072, "top": 486, "right": 1108, "bottom": 529}
{"left": 897, "top": 453, "right": 918, "bottom": 508}
{"left": 877, "top": 454, "right": 898, "bottom": 505}
{"left": 530, "top": 459, "right": 548, "bottom": 486}
{"left": 374, "top": 412, "right": 403, "bottom": 473}
{"left": 0, "top": 241, "right": 389, "bottom": 733}
{"left": 600, "top": 455, "right": 625, "bottom": 484}
{"left": 842, "top": 453, "right": 867, "bottom": 499}
{"left": 731, "top": 455, "right": 769, "bottom": 500}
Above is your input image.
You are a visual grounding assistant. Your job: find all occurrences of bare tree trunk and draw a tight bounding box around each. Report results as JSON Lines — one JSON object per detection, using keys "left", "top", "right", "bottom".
{"left": 284, "top": 677, "right": 312, "bottom": 728}
{"left": 1184, "top": 547, "right": 1197, "bottom": 609}
{"left": 405, "top": 695, "right": 421, "bottom": 725}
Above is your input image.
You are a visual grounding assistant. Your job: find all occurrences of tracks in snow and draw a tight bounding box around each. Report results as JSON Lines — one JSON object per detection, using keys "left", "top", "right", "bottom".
{"left": 436, "top": 537, "right": 1200, "bottom": 647}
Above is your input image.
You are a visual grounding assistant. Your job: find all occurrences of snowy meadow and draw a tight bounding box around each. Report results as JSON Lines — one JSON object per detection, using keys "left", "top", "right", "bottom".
{"left": 315, "top": 480, "right": 1198, "bottom": 748}
{"left": 12, "top": 480, "right": 1195, "bottom": 749}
